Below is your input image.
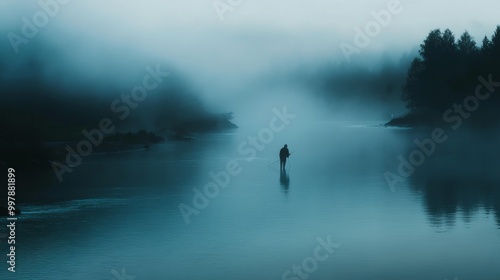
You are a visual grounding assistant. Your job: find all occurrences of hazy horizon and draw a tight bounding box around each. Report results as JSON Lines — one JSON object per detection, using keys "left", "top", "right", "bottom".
{"left": 2, "top": 0, "right": 498, "bottom": 115}
{"left": 2, "top": 1, "right": 500, "bottom": 280}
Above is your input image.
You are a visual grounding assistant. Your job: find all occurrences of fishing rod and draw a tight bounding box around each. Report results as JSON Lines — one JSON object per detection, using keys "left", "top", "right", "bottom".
{"left": 268, "top": 150, "right": 298, "bottom": 167}
{"left": 288, "top": 150, "right": 297, "bottom": 170}
{"left": 268, "top": 159, "right": 280, "bottom": 167}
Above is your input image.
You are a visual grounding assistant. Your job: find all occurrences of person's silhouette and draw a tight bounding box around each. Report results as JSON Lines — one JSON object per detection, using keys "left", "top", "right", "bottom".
{"left": 279, "top": 144, "right": 290, "bottom": 171}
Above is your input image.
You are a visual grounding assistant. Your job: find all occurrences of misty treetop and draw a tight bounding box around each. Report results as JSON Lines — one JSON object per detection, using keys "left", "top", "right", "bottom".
{"left": 0, "top": 50, "right": 236, "bottom": 145}
{"left": 398, "top": 26, "right": 500, "bottom": 126}
{"left": 0, "top": 42, "right": 236, "bottom": 175}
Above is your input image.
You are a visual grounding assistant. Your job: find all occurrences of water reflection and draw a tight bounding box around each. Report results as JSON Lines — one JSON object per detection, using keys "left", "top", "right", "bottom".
{"left": 8, "top": 127, "right": 500, "bottom": 279}
{"left": 405, "top": 133, "right": 500, "bottom": 229}
{"left": 280, "top": 169, "right": 290, "bottom": 193}
{"left": 411, "top": 170, "right": 500, "bottom": 228}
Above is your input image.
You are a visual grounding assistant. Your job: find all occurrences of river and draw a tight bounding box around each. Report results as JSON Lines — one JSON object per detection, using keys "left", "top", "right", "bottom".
{"left": 7, "top": 121, "right": 500, "bottom": 280}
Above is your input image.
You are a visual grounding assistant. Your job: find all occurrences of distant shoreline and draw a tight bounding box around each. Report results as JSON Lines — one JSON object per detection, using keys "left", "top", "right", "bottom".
{"left": 384, "top": 112, "right": 447, "bottom": 128}
{"left": 0, "top": 124, "right": 238, "bottom": 171}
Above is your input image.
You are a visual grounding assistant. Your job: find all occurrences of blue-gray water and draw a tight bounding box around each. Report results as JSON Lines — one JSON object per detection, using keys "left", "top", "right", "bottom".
{"left": 7, "top": 121, "right": 500, "bottom": 280}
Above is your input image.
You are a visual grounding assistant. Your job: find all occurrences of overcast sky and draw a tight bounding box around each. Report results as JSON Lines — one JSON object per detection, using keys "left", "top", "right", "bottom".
{"left": 1, "top": 0, "right": 498, "bottom": 112}
{"left": 3, "top": 0, "right": 498, "bottom": 56}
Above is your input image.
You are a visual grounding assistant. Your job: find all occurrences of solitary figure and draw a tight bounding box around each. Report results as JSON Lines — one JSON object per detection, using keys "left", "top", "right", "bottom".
{"left": 279, "top": 144, "right": 290, "bottom": 170}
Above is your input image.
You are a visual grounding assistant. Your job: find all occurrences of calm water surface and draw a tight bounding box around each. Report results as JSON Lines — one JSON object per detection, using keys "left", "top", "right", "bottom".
{"left": 7, "top": 121, "right": 500, "bottom": 280}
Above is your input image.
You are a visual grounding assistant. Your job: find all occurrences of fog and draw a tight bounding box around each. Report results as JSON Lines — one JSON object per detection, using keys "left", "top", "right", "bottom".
{"left": 2, "top": 0, "right": 498, "bottom": 125}
{"left": 3, "top": 2, "right": 500, "bottom": 279}
{"left": 1, "top": 1, "right": 500, "bottom": 141}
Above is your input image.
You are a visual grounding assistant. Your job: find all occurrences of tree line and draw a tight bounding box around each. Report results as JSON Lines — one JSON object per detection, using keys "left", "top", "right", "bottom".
{"left": 399, "top": 26, "right": 500, "bottom": 126}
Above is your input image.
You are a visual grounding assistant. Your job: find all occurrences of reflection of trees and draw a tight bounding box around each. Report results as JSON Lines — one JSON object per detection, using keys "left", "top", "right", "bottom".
{"left": 412, "top": 175, "right": 500, "bottom": 228}
{"left": 406, "top": 137, "right": 500, "bottom": 228}
{"left": 396, "top": 25, "right": 500, "bottom": 227}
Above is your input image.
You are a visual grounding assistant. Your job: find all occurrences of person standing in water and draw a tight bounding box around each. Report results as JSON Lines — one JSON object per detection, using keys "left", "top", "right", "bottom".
{"left": 279, "top": 144, "right": 290, "bottom": 170}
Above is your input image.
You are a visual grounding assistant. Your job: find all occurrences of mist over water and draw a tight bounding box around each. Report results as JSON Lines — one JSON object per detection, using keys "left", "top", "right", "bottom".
{"left": 7, "top": 123, "right": 500, "bottom": 280}
{"left": 2, "top": 1, "right": 500, "bottom": 279}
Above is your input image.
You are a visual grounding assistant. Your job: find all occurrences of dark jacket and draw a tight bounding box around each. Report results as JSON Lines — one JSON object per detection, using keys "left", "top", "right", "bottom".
{"left": 279, "top": 147, "right": 290, "bottom": 159}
